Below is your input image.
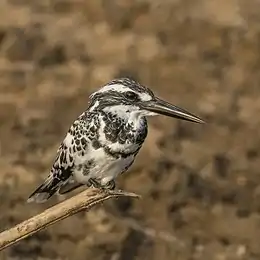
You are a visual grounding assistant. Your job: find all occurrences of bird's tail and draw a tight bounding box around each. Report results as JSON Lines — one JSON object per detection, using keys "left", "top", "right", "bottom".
{"left": 27, "top": 175, "right": 61, "bottom": 203}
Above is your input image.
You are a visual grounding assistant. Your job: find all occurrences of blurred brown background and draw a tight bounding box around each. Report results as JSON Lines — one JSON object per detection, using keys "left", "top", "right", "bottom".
{"left": 1, "top": 0, "right": 260, "bottom": 259}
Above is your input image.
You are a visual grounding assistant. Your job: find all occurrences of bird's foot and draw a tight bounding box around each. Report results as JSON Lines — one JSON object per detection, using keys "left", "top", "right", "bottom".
{"left": 86, "top": 178, "right": 98, "bottom": 188}
{"left": 103, "top": 180, "right": 116, "bottom": 190}
{"left": 87, "top": 178, "right": 116, "bottom": 191}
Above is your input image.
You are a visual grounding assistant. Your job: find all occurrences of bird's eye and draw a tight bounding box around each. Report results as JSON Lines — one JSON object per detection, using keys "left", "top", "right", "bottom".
{"left": 125, "top": 91, "right": 138, "bottom": 101}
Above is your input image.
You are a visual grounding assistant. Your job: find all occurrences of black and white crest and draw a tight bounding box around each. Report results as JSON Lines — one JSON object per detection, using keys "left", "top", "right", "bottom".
{"left": 88, "top": 78, "right": 155, "bottom": 112}
{"left": 106, "top": 78, "right": 154, "bottom": 94}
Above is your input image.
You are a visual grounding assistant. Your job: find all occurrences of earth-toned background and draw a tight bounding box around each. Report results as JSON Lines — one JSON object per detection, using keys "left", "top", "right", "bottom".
{"left": 1, "top": 0, "right": 260, "bottom": 259}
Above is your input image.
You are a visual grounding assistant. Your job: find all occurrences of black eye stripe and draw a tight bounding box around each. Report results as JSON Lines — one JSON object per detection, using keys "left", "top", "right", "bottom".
{"left": 124, "top": 91, "right": 139, "bottom": 100}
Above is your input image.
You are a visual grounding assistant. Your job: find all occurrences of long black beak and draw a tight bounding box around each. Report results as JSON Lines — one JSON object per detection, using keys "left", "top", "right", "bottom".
{"left": 140, "top": 97, "right": 205, "bottom": 124}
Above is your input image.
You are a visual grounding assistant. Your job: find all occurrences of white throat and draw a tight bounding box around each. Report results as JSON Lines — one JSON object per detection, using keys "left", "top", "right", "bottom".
{"left": 103, "top": 105, "right": 157, "bottom": 126}
{"left": 103, "top": 105, "right": 141, "bottom": 124}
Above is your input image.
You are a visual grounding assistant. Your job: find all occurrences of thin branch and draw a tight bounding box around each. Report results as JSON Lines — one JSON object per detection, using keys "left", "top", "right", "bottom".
{"left": 0, "top": 188, "right": 140, "bottom": 251}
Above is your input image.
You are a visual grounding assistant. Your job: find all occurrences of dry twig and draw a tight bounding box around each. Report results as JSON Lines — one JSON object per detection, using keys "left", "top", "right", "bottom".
{"left": 0, "top": 188, "right": 140, "bottom": 251}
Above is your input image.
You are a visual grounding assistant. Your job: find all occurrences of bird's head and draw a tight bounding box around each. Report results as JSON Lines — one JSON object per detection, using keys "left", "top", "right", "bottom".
{"left": 88, "top": 78, "right": 204, "bottom": 124}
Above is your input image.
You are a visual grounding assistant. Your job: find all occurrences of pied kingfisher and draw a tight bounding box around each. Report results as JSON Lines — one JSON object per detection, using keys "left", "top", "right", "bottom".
{"left": 27, "top": 78, "right": 204, "bottom": 203}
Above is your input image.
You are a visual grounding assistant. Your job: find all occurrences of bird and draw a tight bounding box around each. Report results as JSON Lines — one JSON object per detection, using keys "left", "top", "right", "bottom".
{"left": 27, "top": 77, "right": 204, "bottom": 203}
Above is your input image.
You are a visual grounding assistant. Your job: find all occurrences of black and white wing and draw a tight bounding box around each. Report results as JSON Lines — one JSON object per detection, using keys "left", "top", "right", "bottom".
{"left": 27, "top": 113, "right": 93, "bottom": 203}
{"left": 27, "top": 141, "right": 75, "bottom": 203}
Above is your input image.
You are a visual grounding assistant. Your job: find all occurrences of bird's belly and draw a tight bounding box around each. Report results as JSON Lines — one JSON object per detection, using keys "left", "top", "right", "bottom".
{"left": 73, "top": 148, "right": 134, "bottom": 185}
